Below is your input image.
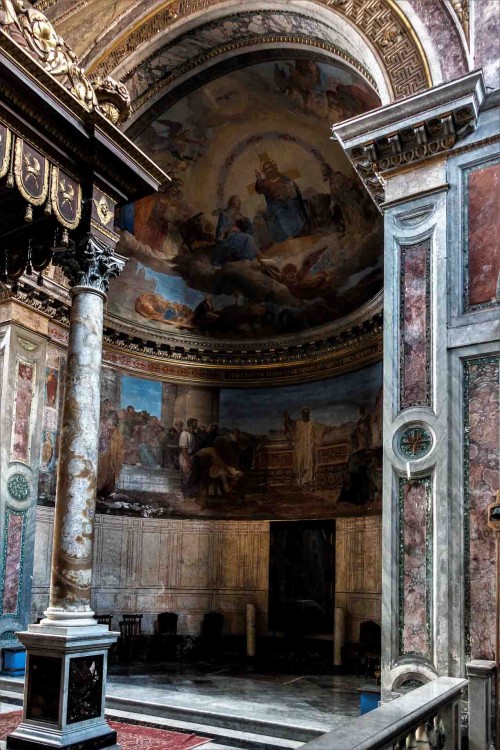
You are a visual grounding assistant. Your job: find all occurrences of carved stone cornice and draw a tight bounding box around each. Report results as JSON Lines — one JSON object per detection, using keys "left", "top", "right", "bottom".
{"left": 333, "top": 70, "right": 486, "bottom": 209}
{"left": 52, "top": 235, "right": 126, "bottom": 295}
{"left": 4, "top": 276, "right": 382, "bottom": 384}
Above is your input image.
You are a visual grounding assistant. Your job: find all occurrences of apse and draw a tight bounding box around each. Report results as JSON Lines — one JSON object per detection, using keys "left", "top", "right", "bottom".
{"left": 111, "top": 56, "right": 382, "bottom": 342}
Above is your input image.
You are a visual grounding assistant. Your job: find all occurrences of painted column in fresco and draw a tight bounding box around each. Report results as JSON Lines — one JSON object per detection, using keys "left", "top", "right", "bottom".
{"left": 42, "top": 238, "right": 124, "bottom": 625}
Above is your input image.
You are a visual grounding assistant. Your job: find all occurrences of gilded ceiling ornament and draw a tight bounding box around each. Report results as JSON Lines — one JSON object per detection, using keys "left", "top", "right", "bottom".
{"left": 94, "top": 76, "right": 131, "bottom": 125}
{"left": 449, "top": 0, "right": 469, "bottom": 40}
{"left": 0, "top": 1, "right": 132, "bottom": 121}
{"left": 94, "top": 195, "right": 112, "bottom": 225}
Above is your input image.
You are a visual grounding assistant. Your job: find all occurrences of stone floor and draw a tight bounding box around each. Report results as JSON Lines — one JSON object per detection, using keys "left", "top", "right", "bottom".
{"left": 106, "top": 661, "right": 369, "bottom": 732}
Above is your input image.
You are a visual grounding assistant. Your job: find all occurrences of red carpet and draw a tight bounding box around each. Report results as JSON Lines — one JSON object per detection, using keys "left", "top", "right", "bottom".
{"left": 0, "top": 711, "right": 210, "bottom": 750}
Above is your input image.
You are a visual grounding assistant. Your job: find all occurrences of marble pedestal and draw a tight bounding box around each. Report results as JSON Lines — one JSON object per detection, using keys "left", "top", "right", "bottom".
{"left": 6, "top": 623, "right": 120, "bottom": 750}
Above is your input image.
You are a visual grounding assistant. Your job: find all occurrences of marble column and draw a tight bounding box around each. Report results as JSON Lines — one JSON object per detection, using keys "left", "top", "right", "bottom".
{"left": 7, "top": 235, "right": 125, "bottom": 750}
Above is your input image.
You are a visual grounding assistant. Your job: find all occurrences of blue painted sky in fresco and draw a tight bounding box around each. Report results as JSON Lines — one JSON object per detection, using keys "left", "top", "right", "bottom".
{"left": 141, "top": 264, "right": 206, "bottom": 309}
{"left": 219, "top": 362, "right": 382, "bottom": 435}
{"left": 120, "top": 375, "right": 162, "bottom": 418}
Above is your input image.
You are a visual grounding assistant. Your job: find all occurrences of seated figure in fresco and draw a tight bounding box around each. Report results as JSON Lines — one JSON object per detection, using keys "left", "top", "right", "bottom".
{"left": 214, "top": 195, "right": 259, "bottom": 264}
{"left": 255, "top": 159, "right": 309, "bottom": 243}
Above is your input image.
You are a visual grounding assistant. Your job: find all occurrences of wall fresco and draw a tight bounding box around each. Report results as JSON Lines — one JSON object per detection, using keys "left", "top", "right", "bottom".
{"left": 39, "top": 346, "right": 64, "bottom": 498}
{"left": 112, "top": 58, "right": 382, "bottom": 340}
{"left": 39, "top": 362, "right": 383, "bottom": 520}
{"left": 10, "top": 359, "right": 35, "bottom": 464}
{"left": 465, "top": 356, "right": 500, "bottom": 660}
{"left": 467, "top": 161, "right": 500, "bottom": 310}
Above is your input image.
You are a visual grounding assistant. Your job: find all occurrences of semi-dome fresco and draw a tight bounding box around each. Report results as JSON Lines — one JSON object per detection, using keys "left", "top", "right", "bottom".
{"left": 113, "top": 57, "right": 382, "bottom": 340}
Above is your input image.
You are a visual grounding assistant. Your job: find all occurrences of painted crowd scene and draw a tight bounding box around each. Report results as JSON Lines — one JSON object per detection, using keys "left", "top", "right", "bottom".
{"left": 111, "top": 58, "right": 382, "bottom": 340}
{"left": 39, "top": 362, "right": 383, "bottom": 520}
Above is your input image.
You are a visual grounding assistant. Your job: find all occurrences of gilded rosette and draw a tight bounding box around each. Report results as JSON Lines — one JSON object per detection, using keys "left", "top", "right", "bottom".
{"left": 14, "top": 138, "right": 49, "bottom": 206}
{"left": 51, "top": 165, "right": 82, "bottom": 230}
{"left": 0, "top": 123, "right": 12, "bottom": 178}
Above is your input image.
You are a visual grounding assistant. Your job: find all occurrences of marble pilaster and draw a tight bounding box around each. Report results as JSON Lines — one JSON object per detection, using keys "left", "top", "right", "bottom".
{"left": 0, "top": 317, "right": 48, "bottom": 646}
{"left": 332, "top": 70, "right": 499, "bottom": 699}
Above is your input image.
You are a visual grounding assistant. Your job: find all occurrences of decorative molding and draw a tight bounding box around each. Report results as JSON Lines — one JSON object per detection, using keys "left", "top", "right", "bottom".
{"left": 17, "top": 337, "right": 37, "bottom": 351}
{"left": 449, "top": 0, "right": 469, "bottom": 41}
{"left": 84, "top": 0, "right": 430, "bottom": 103}
{"left": 333, "top": 70, "right": 486, "bottom": 208}
{"left": 128, "top": 32, "right": 378, "bottom": 116}
{"left": 6, "top": 278, "right": 382, "bottom": 385}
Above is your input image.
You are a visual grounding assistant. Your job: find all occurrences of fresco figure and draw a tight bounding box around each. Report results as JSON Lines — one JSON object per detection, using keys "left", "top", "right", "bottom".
{"left": 179, "top": 417, "right": 198, "bottom": 497}
{"left": 41, "top": 431, "right": 54, "bottom": 471}
{"left": 45, "top": 367, "right": 58, "bottom": 407}
{"left": 97, "top": 410, "right": 124, "bottom": 495}
{"left": 284, "top": 407, "right": 329, "bottom": 485}
{"left": 215, "top": 195, "right": 259, "bottom": 263}
{"left": 352, "top": 406, "right": 372, "bottom": 452}
{"left": 255, "top": 160, "right": 308, "bottom": 243}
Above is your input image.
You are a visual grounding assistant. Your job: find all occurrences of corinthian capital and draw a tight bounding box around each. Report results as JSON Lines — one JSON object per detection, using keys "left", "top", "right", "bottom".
{"left": 53, "top": 234, "right": 126, "bottom": 295}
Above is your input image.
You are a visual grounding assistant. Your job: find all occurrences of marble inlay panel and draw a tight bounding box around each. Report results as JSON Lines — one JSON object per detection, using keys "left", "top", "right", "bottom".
{"left": 1, "top": 510, "right": 25, "bottom": 616}
{"left": 399, "top": 477, "right": 432, "bottom": 658}
{"left": 466, "top": 161, "right": 500, "bottom": 310}
{"left": 67, "top": 654, "right": 104, "bottom": 724}
{"left": 465, "top": 356, "right": 500, "bottom": 660}
{"left": 10, "top": 358, "right": 36, "bottom": 464}
{"left": 400, "top": 240, "right": 431, "bottom": 410}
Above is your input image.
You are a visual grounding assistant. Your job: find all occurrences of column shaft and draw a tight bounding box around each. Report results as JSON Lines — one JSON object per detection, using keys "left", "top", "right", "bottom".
{"left": 45, "top": 288, "right": 105, "bottom": 623}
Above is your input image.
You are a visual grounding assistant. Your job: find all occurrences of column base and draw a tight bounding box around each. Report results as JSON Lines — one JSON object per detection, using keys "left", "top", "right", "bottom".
{"left": 7, "top": 624, "right": 120, "bottom": 750}
{"left": 7, "top": 727, "right": 118, "bottom": 750}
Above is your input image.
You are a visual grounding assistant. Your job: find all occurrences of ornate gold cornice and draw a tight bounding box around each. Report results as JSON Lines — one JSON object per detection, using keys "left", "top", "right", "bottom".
{"left": 0, "top": 0, "right": 131, "bottom": 123}
{"left": 5, "top": 276, "right": 383, "bottom": 385}
{"left": 85, "top": 0, "right": 431, "bottom": 101}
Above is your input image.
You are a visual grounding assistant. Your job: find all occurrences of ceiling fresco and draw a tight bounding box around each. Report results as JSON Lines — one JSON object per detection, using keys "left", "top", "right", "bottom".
{"left": 111, "top": 57, "right": 383, "bottom": 341}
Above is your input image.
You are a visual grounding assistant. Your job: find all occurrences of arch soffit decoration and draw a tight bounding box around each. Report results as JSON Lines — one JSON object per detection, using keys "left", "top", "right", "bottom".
{"left": 37, "top": 0, "right": 460, "bottom": 107}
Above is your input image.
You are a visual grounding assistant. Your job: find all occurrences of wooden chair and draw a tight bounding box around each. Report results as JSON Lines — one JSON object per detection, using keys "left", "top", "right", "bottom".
{"left": 199, "top": 612, "right": 224, "bottom": 662}
{"left": 118, "top": 614, "right": 143, "bottom": 661}
{"left": 96, "top": 614, "right": 113, "bottom": 628}
{"left": 152, "top": 612, "right": 180, "bottom": 660}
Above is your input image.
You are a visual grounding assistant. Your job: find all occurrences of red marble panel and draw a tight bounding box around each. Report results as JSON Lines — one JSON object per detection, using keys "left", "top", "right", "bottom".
{"left": 11, "top": 361, "right": 35, "bottom": 463}
{"left": 401, "top": 478, "right": 430, "bottom": 657}
{"left": 468, "top": 162, "right": 500, "bottom": 308}
{"left": 401, "top": 241, "right": 430, "bottom": 409}
{"left": 2, "top": 513, "right": 24, "bottom": 615}
{"left": 467, "top": 358, "right": 499, "bottom": 660}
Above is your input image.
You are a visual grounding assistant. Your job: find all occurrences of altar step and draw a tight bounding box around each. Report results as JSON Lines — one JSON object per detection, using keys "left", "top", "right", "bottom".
{"left": 0, "top": 678, "right": 326, "bottom": 750}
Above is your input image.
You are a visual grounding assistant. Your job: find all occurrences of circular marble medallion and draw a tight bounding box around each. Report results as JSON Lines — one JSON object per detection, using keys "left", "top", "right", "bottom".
{"left": 399, "top": 426, "right": 433, "bottom": 459}
{"left": 7, "top": 473, "right": 30, "bottom": 501}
